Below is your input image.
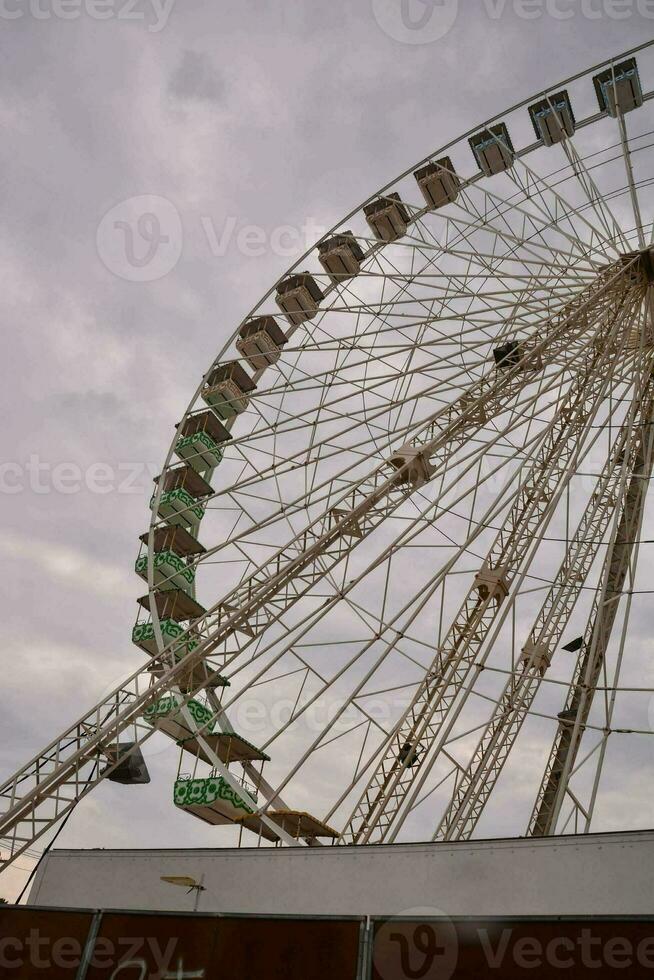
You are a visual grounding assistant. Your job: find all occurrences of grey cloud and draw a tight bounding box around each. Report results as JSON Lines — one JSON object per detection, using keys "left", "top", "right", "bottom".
{"left": 168, "top": 50, "right": 226, "bottom": 103}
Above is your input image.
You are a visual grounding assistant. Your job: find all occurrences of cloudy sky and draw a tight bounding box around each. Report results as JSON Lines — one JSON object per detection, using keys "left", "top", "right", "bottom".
{"left": 1, "top": 1, "right": 653, "bottom": 901}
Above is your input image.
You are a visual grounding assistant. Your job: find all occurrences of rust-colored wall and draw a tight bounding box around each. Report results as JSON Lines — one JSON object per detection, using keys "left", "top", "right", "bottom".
{"left": 0, "top": 908, "right": 361, "bottom": 979}
{"left": 0, "top": 907, "right": 94, "bottom": 979}
{"left": 213, "top": 917, "right": 361, "bottom": 980}
{"left": 3, "top": 907, "right": 654, "bottom": 978}
{"left": 371, "top": 917, "right": 654, "bottom": 979}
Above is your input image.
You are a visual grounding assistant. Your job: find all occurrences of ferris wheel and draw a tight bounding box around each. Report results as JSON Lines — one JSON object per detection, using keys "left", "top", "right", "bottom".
{"left": 2, "top": 40, "right": 654, "bottom": 871}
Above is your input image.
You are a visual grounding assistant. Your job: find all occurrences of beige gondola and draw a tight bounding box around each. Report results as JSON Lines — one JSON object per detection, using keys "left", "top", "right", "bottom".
{"left": 469, "top": 123, "right": 514, "bottom": 176}
{"left": 186, "top": 731, "right": 268, "bottom": 766}
{"left": 363, "top": 192, "right": 409, "bottom": 243}
{"left": 593, "top": 58, "right": 643, "bottom": 117}
{"left": 414, "top": 157, "right": 460, "bottom": 209}
{"left": 529, "top": 90, "right": 576, "bottom": 146}
{"left": 236, "top": 315, "right": 288, "bottom": 371}
{"left": 151, "top": 464, "right": 212, "bottom": 528}
{"left": 275, "top": 273, "right": 324, "bottom": 326}
{"left": 317, "top": 232, "right": 365, "bottom": 283}
{"left": 202, "top": 361, "right": 256, "bottom": 420}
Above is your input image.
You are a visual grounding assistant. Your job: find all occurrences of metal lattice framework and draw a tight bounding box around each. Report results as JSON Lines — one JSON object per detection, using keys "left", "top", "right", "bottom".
{"left": 3, "top": 41, "right": 654, "bottom": 876}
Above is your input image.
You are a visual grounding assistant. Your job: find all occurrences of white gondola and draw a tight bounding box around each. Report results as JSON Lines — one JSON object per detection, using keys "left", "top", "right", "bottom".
{"left": 594, "top": 58, "right": 643, "bottom": 117}
{"left": 143, "top": 692, "right": 218, "bottom": 740}
{"left": 150, "top": 488, "right": 203, "bottom": 527}
{"left": 135, "top": 526, "right": 203, "bottom": 593}
{"left": 364, "top": 192, "right": 409, "bottom": 243}
{"left": 469, "top": 123, "right": 515, "bottom": 176}
{"left": 174, "top": 774, "right": 258, "bottom": 827}
{"left": 131, "top": 616, "right": 200, "bottom": 657}
{"left": 146, "top": 699, "right": 268, "bottom": 768}
{"left": 414, "top": 157, "right": 460, "bottom": 209}
{"left": 236, "top": 315, "right": 287, "bottom": 371}
{"left": 529, "top": 90, "right": 576, "bottom": 146}
{"left": 317, "top": 232, "right": 365, "bottom": 283}
{"left": 175, "top": 410, "right": 231, "bottom": 472}
{"left": 275, "top": 272, "right": 324, "bottom": 326}
{"left": 151, "top": 464, "right": 212, "bottom": 528}
{"left": 202, "top": 361, "right": 256, "bottom": 420}
{"left": 135, "top": 549, "right": 194, "bottom": 592}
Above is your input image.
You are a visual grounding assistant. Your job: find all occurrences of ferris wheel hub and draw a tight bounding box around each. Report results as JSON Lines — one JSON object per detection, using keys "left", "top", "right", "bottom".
{"left": 621, "top": 248, "right": 654, "bottom": 285}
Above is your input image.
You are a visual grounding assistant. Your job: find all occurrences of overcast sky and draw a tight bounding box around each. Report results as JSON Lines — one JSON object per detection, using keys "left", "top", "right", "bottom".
{"left": 1, "top": 2, "right": 653, "bottom": 901}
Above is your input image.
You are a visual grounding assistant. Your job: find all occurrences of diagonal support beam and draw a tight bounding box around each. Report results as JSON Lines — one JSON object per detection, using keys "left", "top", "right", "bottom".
{"left": 530, "top": 313, "right": 654, "bottom": 837}
{"left": 431, "top": 351, "right": 654, "bottom": 842}
{"left": 338, "top": 283, "right": 642, "bottom": 845}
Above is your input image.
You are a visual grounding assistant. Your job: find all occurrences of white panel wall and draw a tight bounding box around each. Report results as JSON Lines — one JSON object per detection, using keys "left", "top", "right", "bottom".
{"left": 28, "top": 831, "right": 654, "bottom": 917}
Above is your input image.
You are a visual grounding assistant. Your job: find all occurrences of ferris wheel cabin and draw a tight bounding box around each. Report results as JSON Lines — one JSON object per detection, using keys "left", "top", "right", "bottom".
{"left": 414, "top": 156, "right": 461, "bottom": 209}
{"left": 275, "top": 272, "right": 324, "bottom": 326}
{"left": 318, "top": 231, "right": 365, "bottom": 282}
{"left": 363, "top": 192, "right": 410, "bottom": 242}
{"left": 469, "top": 122, "right": 515, "bottom": 176}
{"left": 593, "top": 57, "right": 644, "bottom": 116}
{"left": 201, "top": 360, "right": 256, "bottom": 420}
